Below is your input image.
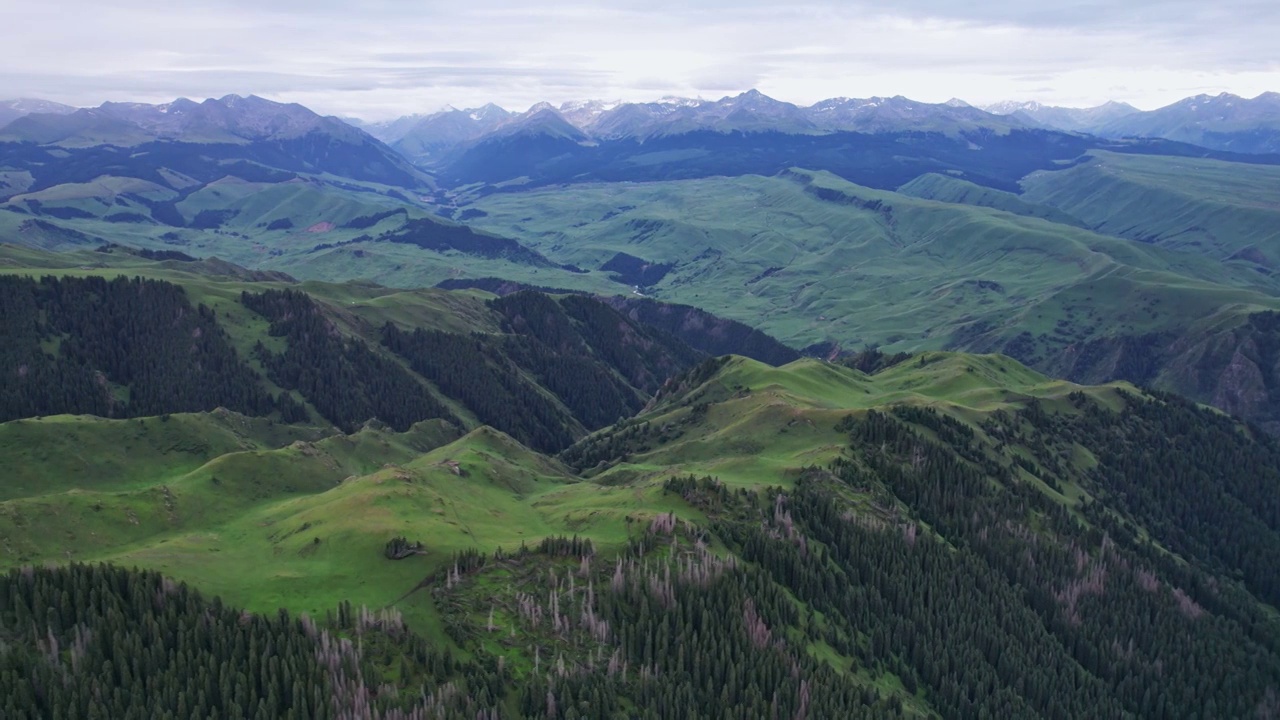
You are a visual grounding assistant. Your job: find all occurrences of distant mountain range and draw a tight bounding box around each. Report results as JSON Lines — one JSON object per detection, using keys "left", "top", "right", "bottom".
{"left": 984, "top": 92, "right": 1280, "bottom": 154}
{"left": 982, "top": 100, "right": 1140, "bottom": 132}
{"left": 2, "top": 94, "right": 379, "bottom": 147}
{"left": 1095, "top": 92, "right": 1280, "bottom": 154}
{"left": 0, "top": 98, "right": 77, "bottom": 128}
{"left": 0, "top": 94, "right": 429, "bottom": 191}
{"left": 354, "top": 90, "right": 1034, "bottom": 166}
{"left": 340, "top": 89, "right": 1280, "bottom": 170}
{"left": 7, "top": 90, "right": 1279, "bottom": 172}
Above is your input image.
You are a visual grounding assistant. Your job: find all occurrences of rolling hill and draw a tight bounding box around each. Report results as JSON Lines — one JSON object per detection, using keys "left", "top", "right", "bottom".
{"left": 463, "top": 164, "right": 1280, "bottom": 428}
{"left": 9, "top": 93, "right": 1280, "bottom": 432}
{"left": 0, "top": 146, "right": 612, "bottom": 293}
{"left": 10, "top": 81, "right": 1280, "bottom": 720}
{"left": 1020, "top": 150, "right": 1280, "bottom": 262}
{"left": 6, "top": 344, "right": 1280, "bottom": 717}
{"left": 0, "top": 94, "right": 593, "bottom": 292}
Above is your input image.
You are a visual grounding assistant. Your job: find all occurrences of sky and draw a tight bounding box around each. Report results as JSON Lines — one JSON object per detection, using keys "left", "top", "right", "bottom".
{"left": 2, "top": 0, "right": 1278, "bottom": 120}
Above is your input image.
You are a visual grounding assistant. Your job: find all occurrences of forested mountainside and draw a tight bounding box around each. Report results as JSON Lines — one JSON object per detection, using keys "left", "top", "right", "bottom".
{"left": 0, "top": 274, "right": 280, "bottom": 421}
{"left": 6, "top": 86, "right": 1280, "bottom": 719}
{"left": 4, "top": 352, "right": 1280, "bottom": 718}
{"left": 0, "top": 246, "right": 797, "bottom": 451}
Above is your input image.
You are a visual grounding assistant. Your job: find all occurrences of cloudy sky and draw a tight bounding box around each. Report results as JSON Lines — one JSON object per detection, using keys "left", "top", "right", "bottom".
{"left": 3, "top": 0, "right": 1278, "bottom": 119}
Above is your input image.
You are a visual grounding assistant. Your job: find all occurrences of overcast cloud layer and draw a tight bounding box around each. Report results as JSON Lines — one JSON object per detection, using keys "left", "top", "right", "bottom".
{"left": 3, "top": 0, "right": 1277, "bottom": 119}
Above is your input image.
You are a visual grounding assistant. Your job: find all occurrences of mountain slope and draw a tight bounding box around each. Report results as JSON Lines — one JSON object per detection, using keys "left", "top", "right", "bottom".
{"left": 0, "top": 98, "right": 77, "bottom": 128}
{"left": 1094, "top": 91, "right": 1280, "bottom": 154}
{"left": 896, "top": 172, "right": 1086, "bottom": 227}
{"left": 0, "top": 167, "right": 602, "bottom": 293}
{"left": 0, "top": 245, "right": 803, "bottom": 448}
{"left": 373, "top": 89, "right": 1279, "bottom": 190}
{"left": 365, "top": 90, "right": 1032, "bottom": 162}
{"left": 465, "top": 166, "right": 1280, "bottom": 427}
{"left": 7, "top": 351, "right": 1280, "bottom": 717}
{"left": 0, "top": 95, "right": 433, "bottom": 210}
{"left": 0, "top": 95, "right": 499, "bottom": 294}
{"left": 466, "top": 167, "right": 1280, "bottom": 346}
{"left": 385, "top": 103, "right": 513, "bottom": 166}
{"left": 439, "top": 119, "right": 1271, "bottom": 192}
{"left": 3, "top": 94, "right": 371, "bottom": 147}
{"left": 1020, "top": 150, "right": 1280, "bottom": 262}
{"left": 984, "top": 99, "right": 1139, "bottom": 131}
{"left": 807, "top": 94, "right": 1030, "bottom": 134}
{"left": 0, "top": 94, "right": 627, "bottom": 292}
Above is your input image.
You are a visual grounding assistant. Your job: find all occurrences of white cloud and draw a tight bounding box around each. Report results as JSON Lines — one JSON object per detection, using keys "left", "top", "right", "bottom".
{"left": 0, "top": 0, "right": 1276, "bottom": 119}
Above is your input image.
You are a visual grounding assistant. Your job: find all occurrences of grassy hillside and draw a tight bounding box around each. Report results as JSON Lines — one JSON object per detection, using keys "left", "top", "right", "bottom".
{"left": 0, "top": 168, "right": 617, "bottom": 293}
{"left": 0, "top": 352, "right": 1114, "bottom": 615}
{"left": 0, "top": 410, "right": 329, "bottom": 501}
{"left": 466, "top": 168, "right": 1280, "bottom": 351}
{"left": 1021, "top": 151, "right": 1280, "bottom": 264}
{"left": 0, "top": 414, "right": 686, "bottom": 633}
{"left": 8, "top": 351, "right": 1280, "bottom": 717}
{"left": 897, "top": 172, "right": 1086, "bottom": 227}
{"left": 463, "top": 167, "right": 1280, "bottom": 428}
{"left": 566, "top": 352, "right": 1123, "bottom": 491}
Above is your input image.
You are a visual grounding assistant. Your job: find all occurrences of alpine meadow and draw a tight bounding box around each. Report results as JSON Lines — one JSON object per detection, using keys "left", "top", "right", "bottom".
{"left": 4, "top": 2, "right": 1280, "bottom": 718}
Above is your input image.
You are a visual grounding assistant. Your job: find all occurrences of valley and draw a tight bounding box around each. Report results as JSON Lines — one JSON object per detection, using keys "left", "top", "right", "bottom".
{"left": 5, "top": 84, "right": 1280, "bottom": 718}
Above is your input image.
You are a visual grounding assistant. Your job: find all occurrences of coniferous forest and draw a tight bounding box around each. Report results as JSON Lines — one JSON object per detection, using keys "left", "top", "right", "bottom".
{"left": 0, "top": 275, "right": 277, "bottom": 421}
{"left": 243, "top": 288, "right": 460, "bottom": 433}
{"left": 5, "top": 260, "right": 1280, "bottom": 718}
{"left": 7, "top": 376, "right": 1280, "bottom": 717}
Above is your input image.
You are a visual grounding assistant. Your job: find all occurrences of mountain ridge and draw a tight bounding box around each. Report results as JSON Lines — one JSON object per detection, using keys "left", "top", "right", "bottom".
{"left": 358, "top": 89, "right": 1037, "bottom": 168}
{"left": 1, "top": 94, "right": 372, "bottom": 147}
{"left": 360, "top": 88, "right": 1280, "bottom": 167}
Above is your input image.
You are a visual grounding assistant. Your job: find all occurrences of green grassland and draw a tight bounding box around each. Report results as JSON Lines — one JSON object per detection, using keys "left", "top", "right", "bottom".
{"left": 11, "top": 152, "right": 1280, "bottom": 386}
{"left": 0, "top": 410, "right": 329, "bottom": 501}
{"left": 10, "top": 125, "right": 1280, "bottom": 717}
{"left": 896, "top": 172, "right": 1087, "bottom": 227}
{"left": 584, "top": 352, "right": 1126, "bottom": 492}
{"left": 0, "top": 242, "right": 508, "bottom": 340}
{"left": 0, "top": 172, "right": 623, "bottom": 293}
{"left": 7, "top": 150, "right": 1280, "bottom": 366}
{"left": 1021, "top": 151, "right": 1280, "bottom": 263}
{"left": 465, "top": 168, "right": 1280, "bottom": 352}
{"left": 0, "top": 414, "right": 701, "bottom": 634}
{"left": 0, "top": 351, "right": 1124, "bottom": 627}
{"left": 9, "top": 340, "right": 1280, "bottom": 716}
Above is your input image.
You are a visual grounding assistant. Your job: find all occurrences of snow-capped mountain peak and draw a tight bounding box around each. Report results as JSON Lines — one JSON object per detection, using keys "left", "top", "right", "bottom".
{"left": 559, "top": 99, "right": 621, "bottom": 114}
{"left": 983, "top": 100, "right": 1045, "bottom": 115}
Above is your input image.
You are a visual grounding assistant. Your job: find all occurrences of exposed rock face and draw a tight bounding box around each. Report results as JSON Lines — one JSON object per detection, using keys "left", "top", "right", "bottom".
{"left": 1000, "top": 312, "right": 1280, "bottom": 433}
{"left": 1210, "top": 344, "right": 1269, "bottom": 419}
{"left": 1042, "top": 333, "right": 1168, "bottom": 387}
